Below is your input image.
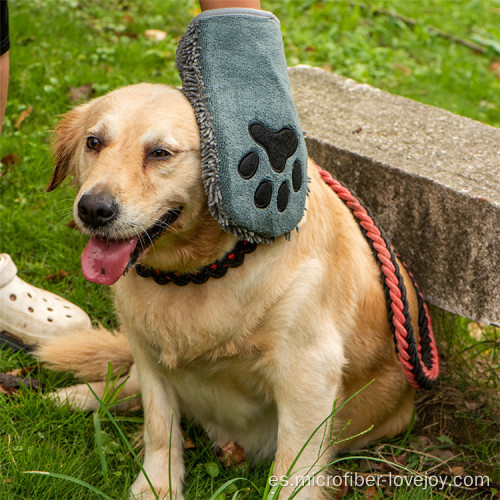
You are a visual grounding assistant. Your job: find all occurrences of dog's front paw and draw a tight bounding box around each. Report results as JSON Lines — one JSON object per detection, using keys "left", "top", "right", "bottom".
{"left": 130, "top": 472, "right": 184, "bottom": 500}
{"left": 49, "top": 384, "right": 99, "bottom": 411}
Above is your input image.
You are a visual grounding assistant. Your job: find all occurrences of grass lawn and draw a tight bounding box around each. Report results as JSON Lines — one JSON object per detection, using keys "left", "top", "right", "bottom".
{"left": 1, "top": 0, "right": 499, "bottom": 498}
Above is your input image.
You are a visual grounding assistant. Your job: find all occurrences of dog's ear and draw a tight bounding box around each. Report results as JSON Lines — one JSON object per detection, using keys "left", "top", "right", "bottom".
{"left": 48, "top": 104, "right": 90, "bottom": 192}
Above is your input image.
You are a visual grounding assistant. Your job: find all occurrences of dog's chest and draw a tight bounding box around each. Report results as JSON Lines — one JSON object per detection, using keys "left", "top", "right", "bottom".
{"left": 174, "top": 355, "right": 271, "bottom": 413}
{"left": 169, "top": 356, "right": 278, "bottom": 457}
{"left": 114, "top": 272, "right": 270, "bottom": 365}
{"left": 114, "top": 272, "right": 282, "bottom": 455}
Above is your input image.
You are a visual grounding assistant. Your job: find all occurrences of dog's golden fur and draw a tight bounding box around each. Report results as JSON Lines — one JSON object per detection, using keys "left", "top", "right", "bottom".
{"left": 39, "top": 83, "right": 419, "bottom": 499}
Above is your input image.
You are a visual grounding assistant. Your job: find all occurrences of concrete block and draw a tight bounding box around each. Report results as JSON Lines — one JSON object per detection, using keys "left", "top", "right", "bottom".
{"left": 289, "top": 66, "right": 500, "bottom": 325}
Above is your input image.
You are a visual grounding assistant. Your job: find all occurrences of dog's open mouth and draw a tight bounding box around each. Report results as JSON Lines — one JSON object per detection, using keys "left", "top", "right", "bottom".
{"left": 80, "top": 208, "right": 182, "bottom": 286}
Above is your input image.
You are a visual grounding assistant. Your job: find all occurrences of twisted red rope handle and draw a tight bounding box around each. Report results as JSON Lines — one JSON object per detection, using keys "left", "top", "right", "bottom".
{"left": 317, "top": 166, "right": 439, "bottom": 389}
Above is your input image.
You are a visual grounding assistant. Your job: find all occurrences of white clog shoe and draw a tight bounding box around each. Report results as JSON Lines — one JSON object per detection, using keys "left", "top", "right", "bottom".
{"left": 0, "top": 254, "right": 92, "bottom": 346}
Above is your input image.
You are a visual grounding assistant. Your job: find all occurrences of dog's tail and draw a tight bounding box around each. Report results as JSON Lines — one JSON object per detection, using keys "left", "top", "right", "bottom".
{"left": 35, "top": 326, "right": 133, "bottom": 382}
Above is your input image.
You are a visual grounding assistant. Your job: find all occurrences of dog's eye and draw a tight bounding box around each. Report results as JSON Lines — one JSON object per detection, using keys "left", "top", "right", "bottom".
{"left": 150, "top": 149, "right": 172, "bottom": 159}
{"left": 86, "top": 136, "right": 101, "bottom": 150}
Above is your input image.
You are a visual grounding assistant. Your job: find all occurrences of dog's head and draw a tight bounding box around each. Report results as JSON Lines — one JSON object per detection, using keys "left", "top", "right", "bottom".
{"left": 50, "top": 83, "right": 227, "bottom": 285}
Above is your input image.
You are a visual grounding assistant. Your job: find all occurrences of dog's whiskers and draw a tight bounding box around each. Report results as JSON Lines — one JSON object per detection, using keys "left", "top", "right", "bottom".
{"left": 58, "top": 214, "right": 74, "bottom": 225}
{"left": 56, "top": 211, "right": 78, "bottom": 227}
{"left": 132, "top": 222, "right": 155, "bottom": 250}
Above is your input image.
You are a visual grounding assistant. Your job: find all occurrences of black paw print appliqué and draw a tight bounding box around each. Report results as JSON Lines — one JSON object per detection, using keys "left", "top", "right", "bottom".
{"left": 238, "top": 123, "right": 303, "bottom": 215}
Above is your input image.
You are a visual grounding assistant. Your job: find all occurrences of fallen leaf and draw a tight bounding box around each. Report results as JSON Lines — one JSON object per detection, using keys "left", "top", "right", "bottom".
{"left": 365, "top": 485, "right": 378, "bottom": 499}
{"left": 428, "top": 448, "right": 454, "bottom": 460}
{"left": 449, "top": 465, "right": 465, "bottom": 476}
{"left": 329, "top": 475, "right": 349, "bottom": 498}
{"left": 144, "top": 29, "right": 167, "bottom": 41}
{"left": 44, "top": 270, "right": 69, "bottom": 282}
{"left": 15, "top": 106, "right": 33, "bottom": 129}
{"left": 68, "top": 83, "right": 94, "bottom": 103}
{"left": 66, "top": 220, "right": 78, "bottom": 229}
{"left": 121, "top": 14, "right": 135, "bottom": 24}
{"left": 393, "top": 451, "right": 409, "bottom": 467}
{"left": 0, "top": 153, "right": 21, "bottom": 177}
{"left": 1, "top": 153, "right": 21, "bottom": 166}
{"left": 7, "top": 365, "right": 37, "bottom": 377}
{"left": 184, "top": 435, "right": 196, "bottom": 449}
{"left": 216, "top": 440, "right": 246, "bottom": 467}
{"left": 379, "top": 460, "right": 396, "bottom": 473}
{"left": 6, "top": 369, "right": 21, "bottom": 377}
{"left": 464, "top": 399, "right": 483, "bottom": 411}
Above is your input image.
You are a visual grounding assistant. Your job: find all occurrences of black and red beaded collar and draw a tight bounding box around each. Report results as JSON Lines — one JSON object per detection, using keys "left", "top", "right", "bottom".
{"left": 135, "top": 239, "right": 257, "bottom": 286}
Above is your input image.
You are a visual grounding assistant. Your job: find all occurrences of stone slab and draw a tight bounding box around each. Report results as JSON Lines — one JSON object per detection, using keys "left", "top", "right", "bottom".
{"left": 289, "top": 65, "right": 500, "bottom": 325}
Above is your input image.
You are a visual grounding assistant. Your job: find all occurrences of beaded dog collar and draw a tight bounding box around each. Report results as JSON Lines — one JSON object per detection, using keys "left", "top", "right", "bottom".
{"left": 135, "top": 239, "right": 257, "bottom": 286}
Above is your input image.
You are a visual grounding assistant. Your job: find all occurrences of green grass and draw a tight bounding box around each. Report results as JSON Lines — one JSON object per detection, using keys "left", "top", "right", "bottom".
{"left": 1, "top": 0, "right": 499, "bottom": 498}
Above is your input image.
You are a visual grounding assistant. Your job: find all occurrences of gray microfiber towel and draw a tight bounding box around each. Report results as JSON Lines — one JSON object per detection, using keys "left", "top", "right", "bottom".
{"left": 176, "top": 8, "right": 308, "bottom": 243}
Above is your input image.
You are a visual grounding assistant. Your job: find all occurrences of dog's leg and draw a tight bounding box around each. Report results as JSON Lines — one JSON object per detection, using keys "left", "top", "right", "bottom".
{"left": 129, "top": 342, "right": 184, "bottom": 500}
{"left": 270, "top": 335, "right": 344, "bottom": 500}
{"left": 52, "top": 363, "right": 141, "bottom": 412}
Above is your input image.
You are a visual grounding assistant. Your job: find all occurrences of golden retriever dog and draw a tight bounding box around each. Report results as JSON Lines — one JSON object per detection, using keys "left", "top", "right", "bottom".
{"left": 39, "top": 83, "right": 421, "bottom": 499}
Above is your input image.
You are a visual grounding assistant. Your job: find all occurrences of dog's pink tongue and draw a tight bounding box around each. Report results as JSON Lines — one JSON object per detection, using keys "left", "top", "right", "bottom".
{"left": 81, "top": 236, "right": 138, "bottom": 286}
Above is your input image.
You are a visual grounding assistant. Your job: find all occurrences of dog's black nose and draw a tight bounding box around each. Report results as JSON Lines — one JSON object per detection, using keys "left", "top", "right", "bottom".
{"left": 77, "top": 193, "right": 118, "bottom": 228}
